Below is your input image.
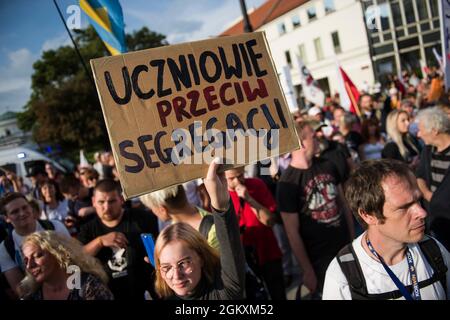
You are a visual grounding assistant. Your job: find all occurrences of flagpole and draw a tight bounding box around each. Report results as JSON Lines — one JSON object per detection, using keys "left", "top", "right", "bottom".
{"left": 345, "top": 82, "right": 362, "bottom": 119}
{"left": 52, "top": 0, "right": 95, "bottom": 86}
{"left": 53, "top": 0, "right": 109, "bottom": 151}
{"left": 239, "top": 0, "right": 253, "bottom": 32}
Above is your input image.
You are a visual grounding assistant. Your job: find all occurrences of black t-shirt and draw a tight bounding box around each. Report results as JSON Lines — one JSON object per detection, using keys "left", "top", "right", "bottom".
{"left": 276, "top": 159, "right": 348, "bottom": 269}
{"left": 77, "top": 208, "right": 158, "bottom": 300}
{"left": 319, "top": 140, "right": 351, "bottom": 182}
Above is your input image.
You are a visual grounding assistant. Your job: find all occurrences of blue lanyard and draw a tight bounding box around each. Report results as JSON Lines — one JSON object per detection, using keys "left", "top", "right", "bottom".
{"left": 366, "top": 238, "right": 421, "bottom": 300}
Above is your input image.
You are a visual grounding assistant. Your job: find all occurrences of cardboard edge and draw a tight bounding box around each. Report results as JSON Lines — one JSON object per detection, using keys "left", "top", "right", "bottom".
{"left": 89, "top": 59, "right": 128, "bottom": 196}
{"left": 260, "top": 31, "right": 301, "bottom": 151}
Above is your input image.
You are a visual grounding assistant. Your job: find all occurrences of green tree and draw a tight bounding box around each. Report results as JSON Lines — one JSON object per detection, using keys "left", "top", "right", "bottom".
{"left": 17, "top": 26, "right": 168, "bottom": 160}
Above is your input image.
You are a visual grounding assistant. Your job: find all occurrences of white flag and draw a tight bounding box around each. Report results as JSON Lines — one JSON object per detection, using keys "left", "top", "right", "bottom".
{"left": 80, "top": 150, "right": 90, "bottom": 168}
{"left": 279, "top": 65, "right": 298, "bottom": 113}
{"left": 335, "top": 60, "right": 351, "bottom": 111}
{"left": 296, "top": 56, "right": 325, "bottom": 107}
{"left": 433, "top": 47, "right": 444, "bottom": 70}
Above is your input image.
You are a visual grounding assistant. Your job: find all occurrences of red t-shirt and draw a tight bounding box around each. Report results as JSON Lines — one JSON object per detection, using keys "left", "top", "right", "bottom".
{"left": 229, "top": 178, "right": 282, "bottom": 266}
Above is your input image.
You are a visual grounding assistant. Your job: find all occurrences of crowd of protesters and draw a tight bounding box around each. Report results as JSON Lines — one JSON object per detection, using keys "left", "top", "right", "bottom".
{"left": 0, "top": 65, "right": 449, "bottom": 300}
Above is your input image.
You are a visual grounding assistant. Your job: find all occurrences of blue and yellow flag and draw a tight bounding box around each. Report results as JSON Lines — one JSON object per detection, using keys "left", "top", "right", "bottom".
{"left": 80, "top": 0, "right": 127, "bottom": 55}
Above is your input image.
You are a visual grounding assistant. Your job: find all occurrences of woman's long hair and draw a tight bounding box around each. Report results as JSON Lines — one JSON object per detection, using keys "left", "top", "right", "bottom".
{"left": 154, "top": 222, "right": 220, "bottom": 298}
{"left": 18, "top": 231, "right": 108, "bottom": 298}
{"left": 40, "top": 180, "right": 64, "bottom": 203}
{"left": 361, "top": 117, "right": 381, "bottom": 143}
{"left": 386, "top": 109, "right": 409, "bottom": 158}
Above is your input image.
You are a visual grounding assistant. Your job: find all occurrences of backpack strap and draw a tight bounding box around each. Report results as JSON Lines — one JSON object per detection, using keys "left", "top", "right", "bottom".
{"left": 336, "top": 243, "right": 370, "bottom": 300}
{"left": 3, "top": 232, "right": 16, "bottom": 264}
{"left": 0, "top": 223, "right": 8, "bottom": 243}
{"left": 356, "top": 277, "right": 445, "bottom": 300}
{"left": 3, "top": 220, "right": 55, "bottom": 264}
{"left": 37, "top": 219, "right": 55, "bottom": 231}
{"left": 199, "top": 214, "right": 214, "bottom": 239}
{"left": 338, "top": 238, "right": 448, "bottom": 300}
{"left": 418, "top": 237, "right": 448, "bottom": 296}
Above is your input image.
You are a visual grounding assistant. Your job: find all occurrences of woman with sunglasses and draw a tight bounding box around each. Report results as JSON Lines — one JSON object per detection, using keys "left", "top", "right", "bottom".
{"left": 153, "top": 159, "right": 245, "bottom": 299}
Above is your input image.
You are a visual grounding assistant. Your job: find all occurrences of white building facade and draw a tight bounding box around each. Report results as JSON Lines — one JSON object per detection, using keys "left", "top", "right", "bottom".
{"left": 0, "top": 112, "right": 22, "bottom": 139}
{"left": 0, "top": 111, "right": 32, "bottom": 148}
{"left": 255, "top": 0, "right": 375, "bottom": 102}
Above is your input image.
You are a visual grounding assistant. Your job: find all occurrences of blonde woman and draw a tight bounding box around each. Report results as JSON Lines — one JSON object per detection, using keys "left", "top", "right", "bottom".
{"left": 382, "top": 110, "right": 421, "bottom": 167}
{"left": 153, "top": 159, "right": 245, "bottom": 299}
{"left": 19, "top": 231, "right": 113, "bottom": 300}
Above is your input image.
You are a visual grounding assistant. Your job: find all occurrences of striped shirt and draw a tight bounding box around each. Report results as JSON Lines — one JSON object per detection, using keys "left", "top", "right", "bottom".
{"left": 430, "top": 145, "right": 450, "bottom": 192}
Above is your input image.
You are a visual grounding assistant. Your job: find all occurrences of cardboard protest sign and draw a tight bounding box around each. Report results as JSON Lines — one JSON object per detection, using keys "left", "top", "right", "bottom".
{"left": 90, "top": 32, "right": 299, "bottom": 199}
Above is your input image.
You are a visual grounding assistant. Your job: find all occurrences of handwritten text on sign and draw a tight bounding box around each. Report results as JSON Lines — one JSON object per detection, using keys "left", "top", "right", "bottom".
{"left": 91, "top": 32, "right": 299, "bottom": 198}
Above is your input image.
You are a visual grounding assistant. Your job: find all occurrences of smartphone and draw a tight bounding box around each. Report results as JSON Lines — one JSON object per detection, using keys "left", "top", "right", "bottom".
{"left": 140, "top": 233, "right": 156, "bottom": 267}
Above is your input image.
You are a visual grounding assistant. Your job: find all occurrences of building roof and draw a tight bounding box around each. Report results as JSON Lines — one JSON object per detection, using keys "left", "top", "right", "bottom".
{"left": 220, "top": 0, "right": 309, "bottom": 36}
{"left": 0, "top": 111, "right": 18, "bottom": 122}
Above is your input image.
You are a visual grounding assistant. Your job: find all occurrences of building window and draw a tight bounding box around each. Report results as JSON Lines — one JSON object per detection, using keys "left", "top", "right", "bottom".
{"left": 278, "top": 22, "right": 286, "bottom": 35}
{"left": 314, "top": 38, "right": 324, "bottom": 60}
{"left": 416, "top": 0, "right": 429, "bottom": 20}
{"left": 285, "top": 50, "right": 292, "bottom": 68}
{"left": 375, "top": 56, "right": 396, "bottom": 85}
{"left": 379, "top": 2, "right": 391, "bottom": 31}
{"left": 383, "top": 32, "right": 392, "bottom": 41}
{"left": 331, "top": 31, "right": 342, "bottom": 54}
{"left": 429, "top": 0, "right": 439, "bottom": 17}
{"left": 324, "top": 0, "right": 335, "bottom": 14}
{"left": 299, "top": 44, "right": 307, "bottom": 63}
{"left": 391, "top": 2, "right": 403, "bottom": 27}
{"left": 307, "top": 6, "right": 317, "bottom": 21}
{"left": 421, "top": 22, "right": 430, "bottom": 32}
{"left": 317, "top": 77, "right": 330, "bottom": 96}
{"left": 292, "top": 15, "right": 301, "bottom": 28}
{"left": 403, "top": 0, "right": 415, "bottom": 24}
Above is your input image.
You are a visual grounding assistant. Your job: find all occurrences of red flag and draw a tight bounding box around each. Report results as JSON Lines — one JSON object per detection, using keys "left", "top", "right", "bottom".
{"left": 339, "top": 67, "right": 361, "bottom": 117}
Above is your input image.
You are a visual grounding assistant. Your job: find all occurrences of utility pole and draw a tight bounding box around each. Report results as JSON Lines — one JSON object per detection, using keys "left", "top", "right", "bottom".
{"left": 239, "top": 0, "right": 253, "bottom": 32}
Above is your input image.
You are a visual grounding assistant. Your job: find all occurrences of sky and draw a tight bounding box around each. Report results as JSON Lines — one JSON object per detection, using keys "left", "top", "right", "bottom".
{"left": 0, "top": 0, "right": 265, "bottom": 114}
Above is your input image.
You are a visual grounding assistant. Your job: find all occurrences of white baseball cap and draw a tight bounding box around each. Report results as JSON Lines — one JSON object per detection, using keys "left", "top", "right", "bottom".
{"left": 307, "top": 106, "right": 322, "bottom": 117}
